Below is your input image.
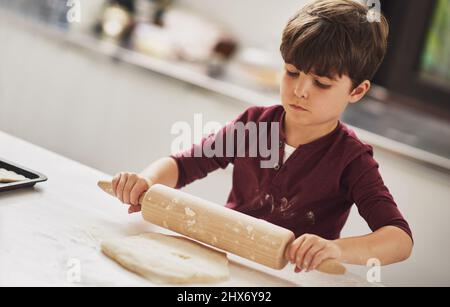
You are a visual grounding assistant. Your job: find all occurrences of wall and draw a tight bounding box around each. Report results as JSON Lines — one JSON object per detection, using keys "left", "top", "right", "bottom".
{"left": 178, "top": 0, "right": 311, "bottom": 52}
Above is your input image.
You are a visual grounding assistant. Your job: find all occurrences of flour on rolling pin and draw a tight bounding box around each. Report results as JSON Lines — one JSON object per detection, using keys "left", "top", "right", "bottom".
{"left": 141, "top": 184, "right": 295, "bottom": 270}
{"left": 185, "top": 207, "right": 196, "bottom": 217}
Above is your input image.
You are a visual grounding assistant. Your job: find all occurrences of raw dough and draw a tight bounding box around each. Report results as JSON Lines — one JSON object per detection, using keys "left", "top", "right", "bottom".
{"left": 101, "top": 232, "right": 229, "bottom": 284}
{"left": 0, "top": 168, "right": 27, "bottom": 183}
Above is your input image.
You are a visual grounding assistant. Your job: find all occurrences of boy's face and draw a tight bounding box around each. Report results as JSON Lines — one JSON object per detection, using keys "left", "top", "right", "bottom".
{"left": 280, "top": 63, "right": 370, "bottom": 126}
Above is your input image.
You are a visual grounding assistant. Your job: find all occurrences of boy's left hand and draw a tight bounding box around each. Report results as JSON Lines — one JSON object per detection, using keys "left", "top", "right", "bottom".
{"left": 285, "top": 234, "right": 342, "bottom": 273}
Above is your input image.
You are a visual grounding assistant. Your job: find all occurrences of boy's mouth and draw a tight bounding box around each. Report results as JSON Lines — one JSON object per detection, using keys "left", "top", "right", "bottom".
{"left": 289, "top": 104, "right": 309, "bottom": 112}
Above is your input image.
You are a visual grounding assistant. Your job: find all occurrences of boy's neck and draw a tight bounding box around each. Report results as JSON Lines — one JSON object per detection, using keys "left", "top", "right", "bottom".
{"left": 284, "top": 113, "right": 339, "bottom": 148}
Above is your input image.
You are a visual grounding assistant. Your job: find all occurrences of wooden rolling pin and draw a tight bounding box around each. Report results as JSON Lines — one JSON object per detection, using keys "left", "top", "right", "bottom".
{"left": 98, "top": 181, "right": 346, "bottom": 275}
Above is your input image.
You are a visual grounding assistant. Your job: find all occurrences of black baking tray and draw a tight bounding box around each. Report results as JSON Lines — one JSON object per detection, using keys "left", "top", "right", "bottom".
{"left": 0, "top": 158, "right": 47, "bottom": 192}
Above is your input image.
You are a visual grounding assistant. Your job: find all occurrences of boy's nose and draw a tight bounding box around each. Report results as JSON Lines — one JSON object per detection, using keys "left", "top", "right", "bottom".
{"left": 294, "top": 74, "right": 310, "bottom": 99}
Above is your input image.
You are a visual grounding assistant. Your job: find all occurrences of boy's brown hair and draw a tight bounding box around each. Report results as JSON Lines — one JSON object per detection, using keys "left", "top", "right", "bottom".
{"left": 280, "top": 0, "right": 389, "bottom": 90}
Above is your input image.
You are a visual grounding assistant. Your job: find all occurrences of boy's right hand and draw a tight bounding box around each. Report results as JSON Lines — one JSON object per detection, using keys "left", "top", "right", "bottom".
{"left": 111, "top": 172, "right": 152, "bottom": 214}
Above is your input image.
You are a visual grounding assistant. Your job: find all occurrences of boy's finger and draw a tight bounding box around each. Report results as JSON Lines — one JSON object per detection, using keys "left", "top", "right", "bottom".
{"left": 288, "top": 235, "right": 306, "bottom": 263}
{"left": 112, "top": 173, "right": 121, "bottom": 195}
{"left": 310, "top": 250, "right": 328, "bottom": 271}
{"left": 304, "top": 244, "right": 326, "bottom": 272}
{"left": 116, "top": 173, "right": 128, "bottom": 202}
{"left": 128, "top": 205, "right": 142, "bottom": 214}
{"left": 130, "top": 180, "right": 147, "bottom": 206}
{"left": 295, "top": 237, "right": 316, "bottom": 270}
{"left": 123, "top": 177, "right": 138, "bottom": 205}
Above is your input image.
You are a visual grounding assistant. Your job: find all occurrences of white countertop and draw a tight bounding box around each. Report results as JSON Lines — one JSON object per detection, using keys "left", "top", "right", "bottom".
{"left": 0, "top": 131, "right": 375, "bottom": 287}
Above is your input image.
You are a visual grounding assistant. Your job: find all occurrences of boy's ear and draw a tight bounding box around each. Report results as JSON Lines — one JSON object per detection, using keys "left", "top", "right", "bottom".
{"left": 349, "top": 80, "right": 371, "bottom": 104}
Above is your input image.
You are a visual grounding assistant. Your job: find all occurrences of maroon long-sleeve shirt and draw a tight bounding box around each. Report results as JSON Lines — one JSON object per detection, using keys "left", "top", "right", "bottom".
{"left": 171, "top": 105, "right": 412, "bottom": 240}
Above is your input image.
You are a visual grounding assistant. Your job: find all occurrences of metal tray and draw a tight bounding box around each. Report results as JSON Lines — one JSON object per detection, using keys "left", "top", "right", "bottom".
{"left": 0, "top": 158, "right": 47, "bottom": 192}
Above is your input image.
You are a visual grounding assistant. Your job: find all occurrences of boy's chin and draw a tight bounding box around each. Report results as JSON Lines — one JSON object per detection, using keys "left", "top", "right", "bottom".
{"left": 285, "top": 110, "right": 313, "bottom": 125}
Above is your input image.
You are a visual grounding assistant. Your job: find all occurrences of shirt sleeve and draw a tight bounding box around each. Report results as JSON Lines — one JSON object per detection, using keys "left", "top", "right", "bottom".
{"left": 170, "top": 108, "right": 252, "bottom": 190}
{"left": 341, "top": 149, "right": 413, "bottom": 242}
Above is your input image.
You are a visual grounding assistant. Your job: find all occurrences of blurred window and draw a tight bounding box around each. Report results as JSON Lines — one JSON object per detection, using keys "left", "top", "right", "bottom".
{"left": 421, "top": 0, "right": 450, "bottom": 91}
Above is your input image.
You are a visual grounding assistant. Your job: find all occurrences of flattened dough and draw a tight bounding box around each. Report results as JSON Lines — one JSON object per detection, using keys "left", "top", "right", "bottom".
{"left": 0, "top": 168, "right": 27, "bottom": 183}
{"left": 101, "top": 232, "right": 229, "bottom": 284}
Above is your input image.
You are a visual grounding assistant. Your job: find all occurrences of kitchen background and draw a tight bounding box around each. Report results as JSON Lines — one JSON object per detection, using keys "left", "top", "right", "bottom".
{"left": 0, "top": 0, "right": 449, "bottom": 286}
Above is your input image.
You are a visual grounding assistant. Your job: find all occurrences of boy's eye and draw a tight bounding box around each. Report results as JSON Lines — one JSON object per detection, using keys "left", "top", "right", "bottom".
{"left": 286, "top": 70, "right": 332, "bottom": 89}
{"left": 314, "top": 80, "right": 332, "bottom": 89}
{"left": 286, "top": 70, "right": 299, "bottom": 77}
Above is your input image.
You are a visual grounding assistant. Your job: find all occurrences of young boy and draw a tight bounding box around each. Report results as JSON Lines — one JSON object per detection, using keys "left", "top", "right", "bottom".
{"left": 111, "top": 0, "right": 413, "bottom": 273}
